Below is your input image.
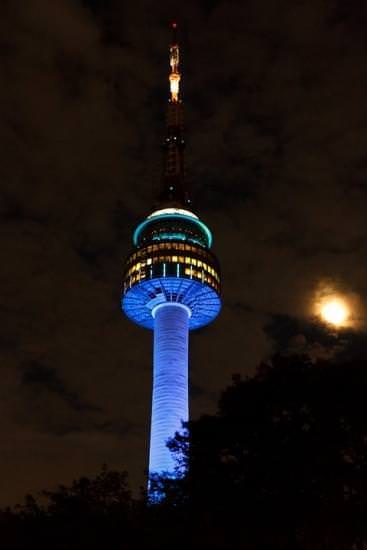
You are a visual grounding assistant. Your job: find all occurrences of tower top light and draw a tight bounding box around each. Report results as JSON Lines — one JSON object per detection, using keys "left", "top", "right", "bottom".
{"left": 169, "top": 22, "right": 180, "bottom": 102}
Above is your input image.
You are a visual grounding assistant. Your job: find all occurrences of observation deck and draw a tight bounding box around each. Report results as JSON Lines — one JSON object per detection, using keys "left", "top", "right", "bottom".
{"left": 122, "top": 208, "right": 221, "bottom": 330}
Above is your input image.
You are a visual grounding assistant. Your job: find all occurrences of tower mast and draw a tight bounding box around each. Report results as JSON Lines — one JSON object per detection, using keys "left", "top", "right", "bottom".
{"left": 158, "top": 22, "right": 190, "bottom": 208}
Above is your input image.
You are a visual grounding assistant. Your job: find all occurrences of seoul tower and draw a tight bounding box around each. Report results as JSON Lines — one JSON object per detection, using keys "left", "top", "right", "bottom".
{"left": 122, "top": 23, "right": 221, "bottom": 488}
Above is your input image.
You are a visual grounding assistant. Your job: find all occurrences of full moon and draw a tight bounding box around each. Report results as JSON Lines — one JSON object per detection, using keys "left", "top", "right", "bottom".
{"left": 320, "top": 298, "right": 349, "bottom": 327}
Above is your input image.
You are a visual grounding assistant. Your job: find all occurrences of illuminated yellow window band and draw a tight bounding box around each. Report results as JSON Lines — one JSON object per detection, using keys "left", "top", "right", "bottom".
{"left": 126, "top": 255, "right": 220, "bottom": 282}
{"left": 124, "top": 255, "right": 220, "bottom": 292}
{"left": 127, "top": 242, "right": 218, "bottom": 267}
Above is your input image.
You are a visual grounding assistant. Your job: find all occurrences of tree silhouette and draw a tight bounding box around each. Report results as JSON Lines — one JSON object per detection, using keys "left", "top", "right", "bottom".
{"left": 2, "top": 355, "right": 367, "bottom": 549}
{"left": 1, "top": 466, "right": 138, "bottom": 549}
{"left": 166, "top": 354, "right": 367, "bottom": 548}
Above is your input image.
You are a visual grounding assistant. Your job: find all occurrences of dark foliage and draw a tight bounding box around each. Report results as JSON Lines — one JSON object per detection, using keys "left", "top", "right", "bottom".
{"left": 167, "top": 354, "right": 367, "bottom": 548}
{"left": 2, "top": 355, "right": 367, "bottom": 549}
{"left": 0, "top": 466, "right": 140, "bottom": 549}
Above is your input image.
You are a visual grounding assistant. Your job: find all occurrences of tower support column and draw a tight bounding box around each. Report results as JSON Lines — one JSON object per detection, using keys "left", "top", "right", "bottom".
{"left": 149, "top": 302, "right": 190, "bottom": 476}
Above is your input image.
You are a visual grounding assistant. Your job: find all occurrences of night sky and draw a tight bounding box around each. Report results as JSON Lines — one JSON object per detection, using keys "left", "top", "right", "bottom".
{"left": 2, "top": 0, "right": 367, "bottom": 505}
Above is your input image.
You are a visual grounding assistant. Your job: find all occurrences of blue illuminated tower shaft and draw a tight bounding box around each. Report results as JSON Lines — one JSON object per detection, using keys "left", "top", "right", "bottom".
{"left": 149, "top": 303, "right": 189, "bottom": 474}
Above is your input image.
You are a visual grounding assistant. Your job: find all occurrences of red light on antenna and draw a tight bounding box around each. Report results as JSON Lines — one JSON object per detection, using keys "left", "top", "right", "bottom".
{"left": 171, "top": 21, "right": 177, "bottom": 28}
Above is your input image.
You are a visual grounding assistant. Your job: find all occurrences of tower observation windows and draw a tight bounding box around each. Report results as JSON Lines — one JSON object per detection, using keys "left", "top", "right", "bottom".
{"left": 123, "top": 240, "right": 221, "bottom": 294}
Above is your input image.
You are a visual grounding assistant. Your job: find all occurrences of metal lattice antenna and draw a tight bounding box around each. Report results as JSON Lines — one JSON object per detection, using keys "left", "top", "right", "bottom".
{"left": 156, "top": 22, "right": 191, "bottom": 209}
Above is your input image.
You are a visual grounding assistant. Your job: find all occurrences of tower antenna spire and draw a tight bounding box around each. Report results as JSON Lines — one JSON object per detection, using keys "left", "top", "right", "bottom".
{"left": 169, "top": 21, "right": 180, "bottom": 102}
{"left": 157, "top": 22, "right": 189, "bottom": 208}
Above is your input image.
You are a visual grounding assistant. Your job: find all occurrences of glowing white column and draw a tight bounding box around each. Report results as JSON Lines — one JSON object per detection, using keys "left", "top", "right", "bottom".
{"left": 149, "top": 302, "right": 190, "bottom": 476}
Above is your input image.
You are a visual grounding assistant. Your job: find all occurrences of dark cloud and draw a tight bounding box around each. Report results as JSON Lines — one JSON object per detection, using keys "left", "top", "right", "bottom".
{"left": 21, "top": 361, "right": 101, "bottom": 414}
{"left": 1, "top": 0, "right": 367, "bottom": 504}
